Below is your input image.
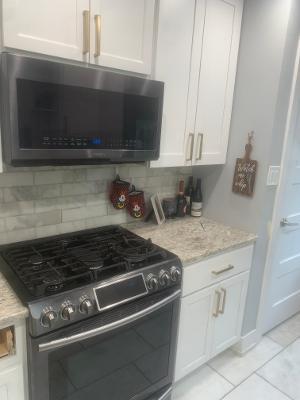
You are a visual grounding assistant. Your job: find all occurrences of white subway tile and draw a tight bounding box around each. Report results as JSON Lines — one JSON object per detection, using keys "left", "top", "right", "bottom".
{"left": 62, "top": 204, "right": 107, "bottom": 222}
{"left": 0, "top": 172, "right": 34, "bottom": 187}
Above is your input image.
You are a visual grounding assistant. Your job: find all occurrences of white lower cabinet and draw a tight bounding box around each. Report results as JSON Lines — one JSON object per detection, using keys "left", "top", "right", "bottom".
{"left": 175, "top": 286, "right": 214, "bottom": 380}
{"left": 175, "top": 267, "right": 250, "bottom": 382}
{"left": 211, "top": 272, "right": 249, "bottom": 357}
{"left": 0, "top": 320, "right": 27, "bottom": 400}
{"left": 0, "top": 365, "right": 24, "bottom": 400}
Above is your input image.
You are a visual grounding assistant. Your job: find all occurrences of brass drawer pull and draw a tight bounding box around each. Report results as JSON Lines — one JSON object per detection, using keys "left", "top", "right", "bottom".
{"left": 196, "top": 133, "right": 204, "bottom": 160}
{"left": 219, "top": 288, "right": 227, "bottom": 314}
{"left": 186, "top": 133, "right": 194, "bottom": 161}
{"left": 212, "top": 265, "right": 234, "bottom": 276}
{"left": 94, "top": 14, "right": 102, "bottom": 57}
{"left": 83, "top": 10, "right": 90, "bottom": 55}
{"left": 213, "top": 290, "right": 221, "bottom": 317}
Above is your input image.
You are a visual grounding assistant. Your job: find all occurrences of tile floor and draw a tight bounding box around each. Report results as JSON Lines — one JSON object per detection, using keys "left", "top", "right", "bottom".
{"left": 173, "top": 312, "right": 300, "bottom": 400}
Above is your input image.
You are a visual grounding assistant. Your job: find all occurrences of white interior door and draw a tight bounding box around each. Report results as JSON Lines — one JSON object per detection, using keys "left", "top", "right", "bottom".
{"left": 90, "top": 0, "right": 155, "bottom": 74}
{"left": 2, "top": 0, "right": 90, "bottom": 62}
{"left": 263, "top": 41, "right": 300, "bottom": 333}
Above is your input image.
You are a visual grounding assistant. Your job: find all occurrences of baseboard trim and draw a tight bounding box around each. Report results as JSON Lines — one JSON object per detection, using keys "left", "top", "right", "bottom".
{"left": 232, "top": 329, "right": 261, "bottom": 355}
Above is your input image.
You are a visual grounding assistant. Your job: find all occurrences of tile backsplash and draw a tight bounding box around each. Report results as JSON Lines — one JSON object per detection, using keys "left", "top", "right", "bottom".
{"left": 0, "top": 164, "right": 192, "bottom": 245}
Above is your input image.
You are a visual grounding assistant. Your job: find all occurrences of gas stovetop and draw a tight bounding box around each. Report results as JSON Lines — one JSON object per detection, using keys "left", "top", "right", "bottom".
{"left": 0, "top": 225, "right": 182, "bottom": 337}
{"left": 1, "top": 226, "right": 168, "bottom": 298}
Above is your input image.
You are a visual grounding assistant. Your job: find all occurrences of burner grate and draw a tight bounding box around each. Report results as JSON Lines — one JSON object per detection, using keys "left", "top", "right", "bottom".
{"left": 2, "top": 226, "right": 167, "bottom": 298}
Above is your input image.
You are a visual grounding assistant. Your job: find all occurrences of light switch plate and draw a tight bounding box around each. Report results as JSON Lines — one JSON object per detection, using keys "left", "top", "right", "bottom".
{"left": 267, "top": 166, "right": 281, "bottom": 186}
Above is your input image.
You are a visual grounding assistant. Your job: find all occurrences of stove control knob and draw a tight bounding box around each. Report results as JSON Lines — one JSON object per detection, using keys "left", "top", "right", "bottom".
{"left": 79, "top": 298, "right": 93, "bottom": 314}
{"left": 41, "top": 310, "right": 58, "bottom": 328}
{"left": 61, "top": 304, "right": 75, "bottom": 320}
{"left": 146, "top": 274, "right": 159, "bottom": 291}
{"left": 159, "top": 270, "right": 171, "bottom": 287}
{"left": 170, "top": 266, "right": 182, "bottom": 282}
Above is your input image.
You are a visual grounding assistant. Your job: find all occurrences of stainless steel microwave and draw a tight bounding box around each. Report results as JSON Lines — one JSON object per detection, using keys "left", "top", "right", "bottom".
{"left": 0, "top": 53, "right": 164, "bottom": 166}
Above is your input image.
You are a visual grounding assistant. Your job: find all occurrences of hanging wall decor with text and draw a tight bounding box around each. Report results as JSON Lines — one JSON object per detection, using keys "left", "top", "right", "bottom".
{"left": 232, "top": 132, "right": 258, "bottom": 197}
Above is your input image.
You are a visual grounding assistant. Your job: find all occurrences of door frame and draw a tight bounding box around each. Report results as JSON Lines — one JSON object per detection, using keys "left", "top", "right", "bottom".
{"left": 257, "top": 36, "right": 300, "bottom": 336}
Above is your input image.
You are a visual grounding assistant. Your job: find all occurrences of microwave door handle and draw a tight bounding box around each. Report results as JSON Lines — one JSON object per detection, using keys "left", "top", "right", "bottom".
{"left": 38, "top": 289, "right": 181, "bottom": 352}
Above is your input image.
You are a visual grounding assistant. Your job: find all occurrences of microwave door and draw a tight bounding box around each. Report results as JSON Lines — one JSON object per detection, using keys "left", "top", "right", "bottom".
{"left": 1, "top": 53, "right": 164, "bottom": 166}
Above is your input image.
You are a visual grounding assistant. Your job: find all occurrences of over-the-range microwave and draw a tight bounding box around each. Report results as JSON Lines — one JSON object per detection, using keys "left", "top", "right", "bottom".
{"left": 0, "top": 53, "right": 164, "bottom": 166}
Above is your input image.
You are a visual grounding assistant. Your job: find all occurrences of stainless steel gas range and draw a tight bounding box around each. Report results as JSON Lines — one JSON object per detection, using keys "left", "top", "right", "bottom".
{"left": 0, "top": 226, "right": 182, "bottom": 400}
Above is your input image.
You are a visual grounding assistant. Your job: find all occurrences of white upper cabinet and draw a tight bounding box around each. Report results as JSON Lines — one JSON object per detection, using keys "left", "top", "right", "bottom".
{"left": 90, "top": 0, "right": 155, "bottom": 74}
{"left": 151, "top": 0, "right": 195, "bottom": 168}
{"left": 2, "top": 0, "right": 90, "bottom": 62}
{"left": 1, "top": 0, "right": 156, "bottom": 74}
{"left": 153, "top": 0, "right": 243, "bottom": 168}
{"left": 191, "top": 0, "right": 244, "bottom": 165}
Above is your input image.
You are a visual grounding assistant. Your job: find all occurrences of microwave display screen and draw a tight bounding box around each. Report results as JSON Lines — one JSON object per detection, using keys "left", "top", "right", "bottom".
{"left": 16, "top": 79, "right": 159, "bottom": 151}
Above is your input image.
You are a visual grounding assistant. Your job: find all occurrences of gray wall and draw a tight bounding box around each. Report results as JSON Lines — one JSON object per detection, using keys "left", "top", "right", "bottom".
{"left": 194, "top": 0, "right": 300, "bottom": 335}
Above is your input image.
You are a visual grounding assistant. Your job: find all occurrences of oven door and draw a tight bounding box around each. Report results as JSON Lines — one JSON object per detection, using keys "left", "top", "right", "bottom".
{"left": 28, "top": 288, "right": 180, "bottom": 400}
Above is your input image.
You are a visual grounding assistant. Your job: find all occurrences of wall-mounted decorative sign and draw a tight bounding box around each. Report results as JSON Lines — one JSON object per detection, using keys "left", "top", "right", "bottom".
{"left": 232, "top": 132, "right": 258, "bottom": 197}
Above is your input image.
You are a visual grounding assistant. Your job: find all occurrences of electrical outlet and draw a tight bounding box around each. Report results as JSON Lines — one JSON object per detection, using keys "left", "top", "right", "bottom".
{"left": 267, "top": 166, "right": 280, "bottom": 186}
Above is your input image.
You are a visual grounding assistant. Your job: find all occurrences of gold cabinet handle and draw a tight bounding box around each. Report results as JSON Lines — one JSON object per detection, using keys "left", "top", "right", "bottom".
{"left": 196, "top": 133, "right": 204, "bottom": 160}
{"left": 83, "top": 10, "right": 90, "bottom": 55}
{"left": 213, "top": 290, "right": 221, "bottom": 317}
{"left": 94, "top": 15, "right": 102, "bottom": 57}
{"left": 219, "top": 288, "right": 227, "bottom": 314}
{"left": 212, "top": 265, "right": 234, "bottom": 276}
{"left": 186, "top": 133, "right": 194, "bottom": 162}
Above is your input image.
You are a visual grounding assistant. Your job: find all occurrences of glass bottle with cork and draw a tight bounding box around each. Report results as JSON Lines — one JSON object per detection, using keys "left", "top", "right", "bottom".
{"left": 176, "top": 179, "right": 187, "bottom": 217}
{"left": 185, "top": 176, "right": 194, "bottom": 215}
{"left": 191, "top": 178, "right": 203, "bottom": 217}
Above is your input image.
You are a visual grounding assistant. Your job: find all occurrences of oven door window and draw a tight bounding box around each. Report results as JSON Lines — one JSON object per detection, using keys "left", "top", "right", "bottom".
{"left": 48, "top": 304, "right": 174, "bottom": 400}
{"left": 17, "top": 79, "right": 158, "bottom": 151}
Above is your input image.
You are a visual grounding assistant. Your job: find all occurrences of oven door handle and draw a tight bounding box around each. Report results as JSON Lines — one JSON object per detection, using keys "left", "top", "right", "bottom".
{"left": 38, "top": 289, "right": 181, "bottom": 352}
{"left": 157, "top": 386, "right": 172, "bottom": 400}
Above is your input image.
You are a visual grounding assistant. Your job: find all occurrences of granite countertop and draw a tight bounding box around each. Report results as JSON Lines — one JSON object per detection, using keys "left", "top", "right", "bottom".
{"left": 126, "top": 217, "right": 256, "bottom": 266}
{"left": 0, "top": 217, "right": 256, "bottom": 326}
{"left": 0, "top": 272, "right": 28, "bottom": 327}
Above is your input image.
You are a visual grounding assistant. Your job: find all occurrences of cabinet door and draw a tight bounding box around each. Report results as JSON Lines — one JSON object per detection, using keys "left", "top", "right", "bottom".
{"left": 150, "top": 0, "right": 195, "bottom": 168}
{"left": 191, "top": 0, "right": 243, "bottom": 165}
{"left": 0, "top": 365, "right": 25, "bottom": 400}
{"left": 211, "top": 272, "right": 249, "bottom": 357}
{"left": 90, "top": 0, "right": 155, "bottom": 74}
{"left": 2, "top": 0, "right": 90, "bottom": 62}
{"left": 175, "top": 286, "right": 214, "bottom": 382}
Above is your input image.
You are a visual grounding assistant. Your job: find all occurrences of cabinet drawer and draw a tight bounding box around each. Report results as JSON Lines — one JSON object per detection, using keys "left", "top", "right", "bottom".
{"left": 182, "top": 245, "right": 254, "bottom": 296}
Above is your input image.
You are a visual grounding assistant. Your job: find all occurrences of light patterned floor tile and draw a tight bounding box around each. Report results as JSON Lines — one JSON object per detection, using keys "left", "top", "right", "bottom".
{"left": 266, "top": 313, "right": 300, "bottom": 347}
{"left": 223, "top": 374, "right": 290, "bottom": 400}
{"left": 257, "top": 338, "right": 300, "bottom": 400}
{"left": 172, "top": 365, "right": 233, "bottom": 400}
{"left": 208, "top": 337, "right": 283, "bottom": 385}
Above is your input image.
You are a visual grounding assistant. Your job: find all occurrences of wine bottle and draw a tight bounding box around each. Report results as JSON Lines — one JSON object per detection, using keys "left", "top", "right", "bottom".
{"left": 176, "top": 180, "right": 187, "bottom": 218}
{"left": 191, "top": 178, "right": 203, "bottom": 217}
{"left": 185, "top": 176, "right": 194, "bottom": 215}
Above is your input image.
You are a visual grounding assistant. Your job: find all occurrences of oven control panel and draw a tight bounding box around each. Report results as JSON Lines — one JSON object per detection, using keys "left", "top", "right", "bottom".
{"left": 28, "top": 260, "right": 182, "bottom": 337}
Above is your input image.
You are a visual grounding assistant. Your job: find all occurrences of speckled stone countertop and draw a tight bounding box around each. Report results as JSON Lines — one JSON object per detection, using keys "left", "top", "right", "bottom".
{"left": 126, "top": 217, "right": 256, "bottom": 266}
{"left": 0, "top": 272, "right": 28, "bottom": 327}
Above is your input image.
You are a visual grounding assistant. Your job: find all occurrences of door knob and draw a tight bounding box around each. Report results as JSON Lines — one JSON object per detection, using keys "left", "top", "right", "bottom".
{"left": 280, "top": 218, "right": 299, "bottom": 227}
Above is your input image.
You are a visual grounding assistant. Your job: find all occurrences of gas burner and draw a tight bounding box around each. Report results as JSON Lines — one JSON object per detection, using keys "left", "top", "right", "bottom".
{"left": 29, "top": 254, "right": 44, "bottom": 266}
{"left": 45, "top": 281, "right": 65, "bottom": 294}
{"left": 115, "top": 237, "right": 158, "bottom": 263}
